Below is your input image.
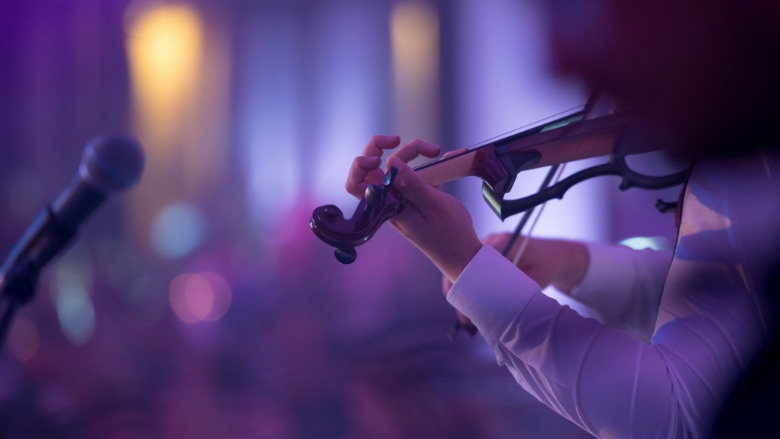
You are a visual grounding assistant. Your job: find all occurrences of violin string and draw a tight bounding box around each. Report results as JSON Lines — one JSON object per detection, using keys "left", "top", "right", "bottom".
{"left": 512, "top": 163, "right": 567, "bottom": 266}
{"left": 459, "top": 104, "right": 587, "bottom": 151}
{"left": 504, "top": 93, "right": 605, "bottom": 264}
{"left": 501, "top": 165, "right": 558, "bottom": 257}
{"left": 452, "top": 98, "right": 598, "bottom": 336}
{"left": 418, "top": 103, "right": 588, "bottom": 170}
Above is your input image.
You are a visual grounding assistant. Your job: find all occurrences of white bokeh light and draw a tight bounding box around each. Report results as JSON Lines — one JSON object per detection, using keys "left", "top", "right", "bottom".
{"left": 151, "top": 202, "right": 207, "bottom": 259}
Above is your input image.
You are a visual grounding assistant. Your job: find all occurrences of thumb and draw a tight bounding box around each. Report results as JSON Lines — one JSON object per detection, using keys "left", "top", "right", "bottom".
{"left": 387, "top": 158, "right": 437, "bottom": 206}
{"left": 442, "top": 273, "right": 453, "bottom": 295}
{"left": 455, "top": 310, "right": 472, "bottom": 326}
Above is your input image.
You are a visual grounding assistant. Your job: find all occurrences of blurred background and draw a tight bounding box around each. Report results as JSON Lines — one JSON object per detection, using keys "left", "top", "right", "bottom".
{"left": 0, "top": 0, "right": 685, "bottom": 437}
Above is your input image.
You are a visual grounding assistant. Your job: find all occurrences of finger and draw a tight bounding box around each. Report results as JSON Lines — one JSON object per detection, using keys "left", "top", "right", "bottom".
{"left": 442, "top": 274, "right": 453, "bottom": 295}
{"left": 387, "top": 139, "right": 441, "bottom": 164}
{"left": 482, "top": 232, "right": 510, "bottom": 249}
{"left": 345, "top": 156, "right": 383, "bottom": 198}
{"left": 508, "top": 236, "right": 532, "bottom": 264}
{"left": 441, "top": 148, "right": 468, "bottom": 159}
{"left": 455, "top": 310, "right": 472, "bottom": 326}
{"left": 431, "top": 150, "right": 463, "bottom": 189}
{"left": 492, "top": 234, "right": 528, "bottom": 263}
{"left": 436, "top": 149, "right": 467, "bottom": 187}
{"left": 362, "top": 135, "right": 402, "bottom": 157}
{"left": 387, "top": 157, "right": 438, "bottom": 206}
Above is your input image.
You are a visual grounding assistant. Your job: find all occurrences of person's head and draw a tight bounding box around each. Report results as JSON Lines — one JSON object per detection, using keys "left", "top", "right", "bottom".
{"left": 542, "top": 0, "right": 780, "bottom": 156}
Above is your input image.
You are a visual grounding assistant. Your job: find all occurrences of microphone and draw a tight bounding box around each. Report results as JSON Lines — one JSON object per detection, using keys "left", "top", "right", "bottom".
{"left": 0, "top": 133, "right": 145, "bottom": 305}
{"left": 53, "top": 133, "right": 145, "bottom": 230}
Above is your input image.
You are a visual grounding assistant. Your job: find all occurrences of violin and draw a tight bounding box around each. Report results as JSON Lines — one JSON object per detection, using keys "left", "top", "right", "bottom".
{"left": 310, "top": 93, "right": 688, "bottom": 264}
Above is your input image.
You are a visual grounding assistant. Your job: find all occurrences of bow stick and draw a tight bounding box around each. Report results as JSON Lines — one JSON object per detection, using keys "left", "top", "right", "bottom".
{"left": 454, "top": 90, "right": 605, "bottom": 337}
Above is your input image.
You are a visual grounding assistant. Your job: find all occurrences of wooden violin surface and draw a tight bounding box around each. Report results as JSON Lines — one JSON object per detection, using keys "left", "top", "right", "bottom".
{"left": 310, "top": 166, "right": 404, "bottom": 263}
{"left": 309, "top": 99, "right": 681, "bottom": 264}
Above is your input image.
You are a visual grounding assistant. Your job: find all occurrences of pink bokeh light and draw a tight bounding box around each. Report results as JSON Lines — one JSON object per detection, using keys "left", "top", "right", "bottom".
{"left": 199, "top": 272, "right": 231, "bottom": 322}
{"left": 169, "top": 272, "right": 231, "bottom": 323}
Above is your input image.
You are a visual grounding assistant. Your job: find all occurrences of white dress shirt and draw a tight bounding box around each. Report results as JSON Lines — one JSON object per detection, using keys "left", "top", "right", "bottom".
{"left": 447, "top": 151, "right": 780, "bottom": 438}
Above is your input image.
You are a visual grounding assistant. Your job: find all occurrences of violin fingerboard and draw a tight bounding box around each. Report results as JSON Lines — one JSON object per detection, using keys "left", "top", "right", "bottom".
{"left": 535, "top": 129, "right": 621, "bottom": 168}
{"left": 416, "top": 151, "right": 477, "bottom": 187}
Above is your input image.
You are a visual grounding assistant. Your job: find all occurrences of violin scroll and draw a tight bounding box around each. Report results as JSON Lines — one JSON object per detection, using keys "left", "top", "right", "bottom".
{"left": 310, "top": 166, "right": 404, "bottom": 264}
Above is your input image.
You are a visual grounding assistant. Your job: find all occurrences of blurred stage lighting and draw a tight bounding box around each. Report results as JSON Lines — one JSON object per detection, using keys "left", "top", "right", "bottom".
{"left": 391, "top": 1, "right": 440, "bottom": 148}
{"left": 55, "top": 280, "right": 96, "bottom": 347}
{"left": 7, "top": 168, "right": 44, "bottom": 221}
{"left": 619, "top": 236, "right": 670, "bottom": 251}
{"left": 7, "top": 317, "right": 40, "bottom": 362}
{"left": 49, "top": 244, "right": 96, "bottom": 346}
{"left": 151, "top": 202, "right": 206, "bottom": 259}
{"left": 169, "top": 272, "right": 231, "bottom": 324}
{"left": 126, "top": 2, "right": 203, "bottom": 145}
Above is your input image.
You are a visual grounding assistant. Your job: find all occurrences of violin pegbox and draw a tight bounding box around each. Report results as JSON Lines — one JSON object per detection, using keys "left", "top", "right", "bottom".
{"left": 310, "top": 166, "right": 404, "bottom": 264}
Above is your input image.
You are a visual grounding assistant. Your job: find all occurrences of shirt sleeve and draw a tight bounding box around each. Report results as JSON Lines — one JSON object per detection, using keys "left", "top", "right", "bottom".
{"left": 571, "top": 243, "right": 672, "bottom": 343}
{"left": 447, "top": 244, "right": 680, "bottom": 439}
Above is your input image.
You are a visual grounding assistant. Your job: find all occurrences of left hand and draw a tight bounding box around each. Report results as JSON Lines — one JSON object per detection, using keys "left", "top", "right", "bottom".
{"left": 345, "top": 137, "right": 482, "bottom": 283}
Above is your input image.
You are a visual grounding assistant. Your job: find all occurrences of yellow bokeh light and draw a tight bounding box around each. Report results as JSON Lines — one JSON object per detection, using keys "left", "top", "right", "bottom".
{"left": 126, "top": 3, "right": 203, "bottom": 147}
{"left": 391, "top": 2, "right": 439, "bottom": 86}
{"left": 390, "top": 2, "right": 440, "bottom": 147}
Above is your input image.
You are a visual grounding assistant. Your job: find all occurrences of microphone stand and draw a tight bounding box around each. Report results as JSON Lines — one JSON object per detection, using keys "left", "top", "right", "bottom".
{"left": 0, "top": 133, "right": 144, "bottom": 355}
{"left": 0, "top": 297, "right": 20, "bottom": 352}
{"left": 0, "top": 207, "right": 77, "bottom": 353}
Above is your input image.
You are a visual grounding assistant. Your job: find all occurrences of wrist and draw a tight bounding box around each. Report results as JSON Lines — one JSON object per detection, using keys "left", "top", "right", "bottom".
{"left": 439, "top": 239, "right": 483, "bottom": 287}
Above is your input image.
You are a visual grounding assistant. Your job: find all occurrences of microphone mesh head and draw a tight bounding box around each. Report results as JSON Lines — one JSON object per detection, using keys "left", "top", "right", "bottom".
{"left": 79, "top": 133, "right": 145, "bottom": 193}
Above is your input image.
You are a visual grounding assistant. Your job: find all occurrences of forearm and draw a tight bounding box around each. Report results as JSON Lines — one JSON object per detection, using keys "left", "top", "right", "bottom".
{"left": 490, "top": 292, "right": 679, "bottom": 438}
{"left": 448, "top": 245, "right": 684, "bottom": 438}
{"left": 495, "top": 237, "right": 670, "bottom": 343}
{"left": 549, "top": 240, "right": 589, "bottom": 294}
{"left": 570, "top": 243, "right": 672, "bottom": 342}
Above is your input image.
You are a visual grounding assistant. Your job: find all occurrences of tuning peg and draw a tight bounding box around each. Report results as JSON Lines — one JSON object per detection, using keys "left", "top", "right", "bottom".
{"left": 334, "top": 247, "right": 357, "bottom": 264}
{"left": 322, "top": 205, "right": 341, "bottom": 220}
{"left": 383, "top": 165, "right": 398, "bottom": 188}
{"left": 365, "top": 184, "right": 384, "bottom": 207}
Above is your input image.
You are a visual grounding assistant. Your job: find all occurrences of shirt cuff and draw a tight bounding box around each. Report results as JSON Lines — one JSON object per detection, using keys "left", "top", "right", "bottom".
{"left": 570, "top": 242, "right": 637, "bottom": 308}
{"left": 447, "top": 244, "right": 542, "bottom": 348}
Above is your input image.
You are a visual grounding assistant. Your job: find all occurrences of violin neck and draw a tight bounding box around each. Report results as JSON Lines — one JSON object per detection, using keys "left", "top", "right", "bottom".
{"left": 412, "top": 104, "right": 662, "bottom": 191}
{"left": 412, "top": 108, "right": 596, "bottom": 189}
{"left": 415, "top": 149, "right": 483, "bottom": 187}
